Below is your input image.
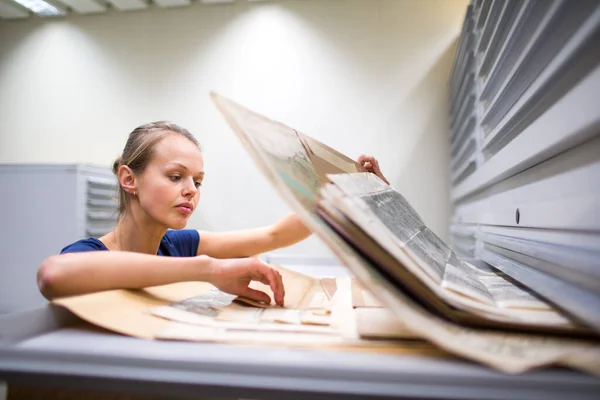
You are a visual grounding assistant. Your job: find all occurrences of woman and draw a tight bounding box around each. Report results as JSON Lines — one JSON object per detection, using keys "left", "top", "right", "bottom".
{"left": 37, "top": 122, "right": 388, "bottom": 306}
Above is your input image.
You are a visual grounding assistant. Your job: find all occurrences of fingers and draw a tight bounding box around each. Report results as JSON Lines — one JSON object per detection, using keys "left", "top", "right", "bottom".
{"left": 370, "top": 157, "right": 380, "bottom": 172}
{"left": 357, "top": 155, "right": 389, "bottom": 184}
{"left": 252, "top": 261, "right": 285, "bottom": 307}
{"left": 267, "top": 266, "right": 285, "bottom": 307}
{"left": 358, "top": 155, "right": 378, "bottom": 171}
{"left": 357, "top": 154, "right": 372, "bottom": 166}
{"left": 239, "top": 287, "right": 272, "bottom": 305}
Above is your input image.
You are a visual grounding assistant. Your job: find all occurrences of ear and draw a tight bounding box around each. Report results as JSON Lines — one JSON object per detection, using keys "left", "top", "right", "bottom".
{"left": 118, "top": 165, "right": 136, "bottom": 195}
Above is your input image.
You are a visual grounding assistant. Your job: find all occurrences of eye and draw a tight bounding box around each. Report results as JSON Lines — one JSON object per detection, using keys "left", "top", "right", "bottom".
{"left": 195, "top": 181, "right": 202, "bottom": 188}
{"left": 170, "top": 175, "right": 181, "bottom": 182}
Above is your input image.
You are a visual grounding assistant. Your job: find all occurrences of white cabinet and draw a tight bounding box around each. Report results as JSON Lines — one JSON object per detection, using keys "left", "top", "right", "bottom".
{"left": 0, "top": 164, "right": 117, "bottom": 314}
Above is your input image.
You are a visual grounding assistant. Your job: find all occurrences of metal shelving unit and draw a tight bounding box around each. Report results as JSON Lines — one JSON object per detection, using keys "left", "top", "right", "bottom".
{"left": 448, "top": 0, "right": 600, "bottom": 331}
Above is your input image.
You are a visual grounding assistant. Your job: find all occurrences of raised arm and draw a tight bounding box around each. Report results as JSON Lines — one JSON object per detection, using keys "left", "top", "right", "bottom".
{"left": 197, "top": 213, "right": 311, "bottom": 259}
{"left": 38, "top": 252, "right": 284, "bottom": 305}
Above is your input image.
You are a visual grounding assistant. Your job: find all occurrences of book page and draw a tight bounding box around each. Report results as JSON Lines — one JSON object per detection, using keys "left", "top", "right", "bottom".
{"left": 240, "top": 264, "right": 318, "bottom": 309}
{"left": 479, "top": 272, "right": 553, "bottom": 310}
{"left": 404, "top": 227, "right": 451, "bottom": 283}
{"left": 355, "top": 308, "right": 419, "bottom": 339}
{"left": 320, "top": 183, "right": 441, "bottom": 288}
{"left": 441, "top": 253, "right": 495, "bottom": 305}
{"left": 211, "top": 93, "right": 322, "bottom": 211}
{"left": 323, "top": 173, "right": 574, "bottom": 326}
{"left": 300, "top": 133, "right": 362, "bottom": 174}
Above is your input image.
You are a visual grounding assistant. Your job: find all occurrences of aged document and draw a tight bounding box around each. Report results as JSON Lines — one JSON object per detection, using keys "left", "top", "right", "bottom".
{"left": 210, "top": 92, "right": 600, "bottom": 374}
{"left": 322, "top": 173, "right": 576, "bottom": 328}
{"left": 304, "top": 206, "right": 600, "bottom": 375}
{"left": 155, "top": 275, "right": 440, "bottom": 356}
{"left": 150, "top": 265, "right": 336, "bottom": 335}
{"left": 355, "top": 308, "right": 419, "bottom": 340}
{"left": 236, "top": 264, "right": 329, "bottom": 309}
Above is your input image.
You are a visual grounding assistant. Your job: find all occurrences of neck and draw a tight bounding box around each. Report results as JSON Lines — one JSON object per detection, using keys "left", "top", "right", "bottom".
{"left": 106, "top": 211, "right": 168, "bottom": 255}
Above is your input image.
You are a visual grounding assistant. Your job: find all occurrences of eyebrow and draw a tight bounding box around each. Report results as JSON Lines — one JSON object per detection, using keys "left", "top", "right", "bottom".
{"left": 165, "top": 162, "right": 205, "bottom": 176}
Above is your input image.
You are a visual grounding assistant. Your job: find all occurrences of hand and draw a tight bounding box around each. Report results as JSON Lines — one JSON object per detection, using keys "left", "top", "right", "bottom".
{"left": 357, "top": 154, "right": 389, "bottom": 185}
{"left": 208, "top": 257, "right": 285, "bottom": 306}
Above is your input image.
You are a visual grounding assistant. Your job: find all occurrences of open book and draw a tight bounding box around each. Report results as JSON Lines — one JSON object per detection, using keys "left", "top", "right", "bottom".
{"left": 210, "top": 92, "right": 596, "bottom": 337}
{"left": 209, "top": 92, "right": 600, "bottom": 374}
{"left": 317, "top": 175, "right": 580, "bottom": 333}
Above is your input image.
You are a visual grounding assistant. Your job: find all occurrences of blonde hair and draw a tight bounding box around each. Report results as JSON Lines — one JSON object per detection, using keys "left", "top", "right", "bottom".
{"left": 112, "top": 121, "right": 200, "bottom": 218}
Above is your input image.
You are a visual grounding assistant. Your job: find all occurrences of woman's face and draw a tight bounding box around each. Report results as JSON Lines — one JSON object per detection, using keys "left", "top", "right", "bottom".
{"left": 136, "top": 134, "right": 204, "bottom": 230}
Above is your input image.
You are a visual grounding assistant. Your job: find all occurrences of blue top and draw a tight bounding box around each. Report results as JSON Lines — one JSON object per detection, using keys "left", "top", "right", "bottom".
{"left": 60, "top": 229, "right": 200, "bottom": 257}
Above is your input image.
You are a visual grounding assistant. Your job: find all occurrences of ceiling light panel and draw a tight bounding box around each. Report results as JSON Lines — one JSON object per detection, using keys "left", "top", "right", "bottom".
{"left": 0, "top": 0, "right": 29, "bottom": 18}
{"left": 58, "top": 0, "right": 105, "bottom": 13}
{"left": 201, "top": 0, "right": 234, "bottom": 4}
{"left": 11, "top": 0, "right": 65, "bottom": 15}
{"left": 108, "top": 0, "right": 147, "bottom": 11}
{"left": 154, "top": 0, "right": 190, "bottom": 7}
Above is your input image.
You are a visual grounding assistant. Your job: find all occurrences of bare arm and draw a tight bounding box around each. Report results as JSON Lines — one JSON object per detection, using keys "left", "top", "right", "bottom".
{"left": 197, "top": 213, "right": 311, "bottom": 259}
{"left": 196, "top": 155, "right": 386, "bottom": 259}
{"left": 38, "top": 251, "right": 284, "bottom": 305}
{"left": 38, "top": 252, "right": 211, "bottom": 299}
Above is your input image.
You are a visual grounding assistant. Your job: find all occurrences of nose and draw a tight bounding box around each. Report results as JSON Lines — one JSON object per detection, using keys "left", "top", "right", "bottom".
{"left": 182, "top": 177, "right": 198, "bottom": 198}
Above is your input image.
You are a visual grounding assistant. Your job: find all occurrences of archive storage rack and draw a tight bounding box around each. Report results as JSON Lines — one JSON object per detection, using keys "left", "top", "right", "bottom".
{"left": 0, "top": 164, "right": 117, "bottom": 314}
{"left": 448, "top": 0, "right": 600, "bottom": 330}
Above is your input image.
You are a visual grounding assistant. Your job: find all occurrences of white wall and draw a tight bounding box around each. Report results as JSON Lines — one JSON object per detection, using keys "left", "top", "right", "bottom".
{"left": 0, "top": 0, "right": 468, "bottom": 260}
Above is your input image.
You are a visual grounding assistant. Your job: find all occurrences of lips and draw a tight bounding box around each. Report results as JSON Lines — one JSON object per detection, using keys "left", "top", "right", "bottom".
{"left": 175, "top": 202, "right": 194, "bottom": 215}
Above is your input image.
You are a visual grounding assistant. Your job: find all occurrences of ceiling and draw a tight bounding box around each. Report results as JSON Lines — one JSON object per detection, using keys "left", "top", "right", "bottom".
{"left": 0, "top": 0, "right": 272, "bottom": 20}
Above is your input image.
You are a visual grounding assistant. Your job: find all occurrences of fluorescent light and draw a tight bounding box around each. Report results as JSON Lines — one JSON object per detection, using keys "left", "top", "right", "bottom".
{"left": 58, "top": 0, "right": 106, "bottom": 14}
{"left": 12, "top": 0, "right": 65, "bottom": 15}
{"left": 154, "top": 0, "right": 190, "bottom": 8}
{"left": 108, "top": 0, "right": 147, "bottom": 11}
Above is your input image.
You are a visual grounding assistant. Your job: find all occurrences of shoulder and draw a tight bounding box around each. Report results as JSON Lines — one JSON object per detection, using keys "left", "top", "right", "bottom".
{"left": 60, "top": 238, "right": 108, "bottom": 254}
{"left": 160, "top": 229, "right": 200, "bottom": 257}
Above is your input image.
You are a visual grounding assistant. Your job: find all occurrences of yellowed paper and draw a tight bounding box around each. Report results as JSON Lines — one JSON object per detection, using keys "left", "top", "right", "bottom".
{"left": 355, "top": 308, "right": 419, "bottom": 340}
{"left": 301, "top": 311, "right": 331, "bottom": 326}
{"left": 308, "top": 291, "right": 331, "bottom": 309}
{"left": 237, "top": 264, "right": 318, "bottom": 309}
{"left": 301, "top": 134, "right": 360, "bottom": 174}
{"left": 53, "top": 282, "right": 213, "bottom": 339}
{"left": 152, "top": 301, "right": 336, "bottom": 335}
{"left": 320, "top": 178, "right": 575, "bottom": 327}
{"left": 330, "top": 277, "right": 358, "bottom": 340}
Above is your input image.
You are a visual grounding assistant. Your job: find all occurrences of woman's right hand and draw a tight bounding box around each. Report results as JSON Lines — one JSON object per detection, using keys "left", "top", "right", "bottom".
{"left": 207, "top": 257, "right": 285, "bottom": 306}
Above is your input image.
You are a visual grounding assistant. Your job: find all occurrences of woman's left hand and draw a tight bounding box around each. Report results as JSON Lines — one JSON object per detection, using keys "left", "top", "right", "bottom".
{"left": 357, "top": 154, "right": 389, "bottom": 184}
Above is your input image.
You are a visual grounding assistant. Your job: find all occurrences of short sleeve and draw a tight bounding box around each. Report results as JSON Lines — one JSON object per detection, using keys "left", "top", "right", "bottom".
{"left": 61, "top": 238, "right": 109, "bottom": 254}
{"left": 160, "top": 229, "right": 200, "bottom": 257}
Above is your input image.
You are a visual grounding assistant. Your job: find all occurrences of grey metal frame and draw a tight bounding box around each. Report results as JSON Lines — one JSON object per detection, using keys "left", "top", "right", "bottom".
{"left": 449, "top": 0, "right": 600, "bottom": 331}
